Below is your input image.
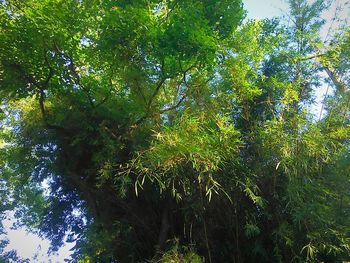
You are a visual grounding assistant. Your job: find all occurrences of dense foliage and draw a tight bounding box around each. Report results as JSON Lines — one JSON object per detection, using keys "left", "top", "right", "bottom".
{"left": 0, "top": 0, "right": 349, "bottom": 262}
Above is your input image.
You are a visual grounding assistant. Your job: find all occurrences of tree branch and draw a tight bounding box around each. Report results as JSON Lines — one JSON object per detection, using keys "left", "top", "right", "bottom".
{"left": 131, "top": 64, "right": 196, "bottom": 129}
{"left": 67, "top": 54, "right": 95, "bottom": 108}
{"left": 160, "top": 94, "right": 186, "bottom": 114}
{"left": 53, "top": 43, "right": 95, "bottom": 107}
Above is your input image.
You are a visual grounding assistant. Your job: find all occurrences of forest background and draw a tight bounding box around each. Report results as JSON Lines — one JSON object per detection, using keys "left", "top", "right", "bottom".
{"left": 0, "top": 0, "right": 349, "bottom": 262}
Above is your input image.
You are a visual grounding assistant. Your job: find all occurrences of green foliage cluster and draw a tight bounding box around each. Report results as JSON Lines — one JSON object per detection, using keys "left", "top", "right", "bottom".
{"left": 0, "top": 0, "right": 349, "bottom": 262}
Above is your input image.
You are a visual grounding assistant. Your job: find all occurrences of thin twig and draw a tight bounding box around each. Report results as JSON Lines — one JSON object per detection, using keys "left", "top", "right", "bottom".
{"left": 318, "top": 83, "right": 330, "bottom": 121}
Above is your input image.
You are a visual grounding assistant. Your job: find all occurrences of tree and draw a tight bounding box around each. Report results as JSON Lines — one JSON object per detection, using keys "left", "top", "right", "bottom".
{"left": 0, "top": 0, "right": 349, "bottom": 262}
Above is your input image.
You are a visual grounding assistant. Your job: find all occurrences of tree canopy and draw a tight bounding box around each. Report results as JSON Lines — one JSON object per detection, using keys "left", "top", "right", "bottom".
{"left": 0, "top": 0, "right": 349, "bottom": 262}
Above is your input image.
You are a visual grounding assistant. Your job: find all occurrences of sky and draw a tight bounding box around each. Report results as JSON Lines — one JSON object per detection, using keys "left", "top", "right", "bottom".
{"left": 1, "top": 213, "right": 75, "bottom": 262}
{"left": 244, "top": 0, "right": 289, "bottom": 19}
{"left": 1, "top": 0, "right": 349, "bottom": 262}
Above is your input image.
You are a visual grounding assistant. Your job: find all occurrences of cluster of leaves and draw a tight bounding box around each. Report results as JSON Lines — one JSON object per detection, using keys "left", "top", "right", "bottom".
{"left": 0, "top": 0, "right": 349, "bottom": 262}
{"left": 130, "top": 113, "right": 241, "bottom": 201}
